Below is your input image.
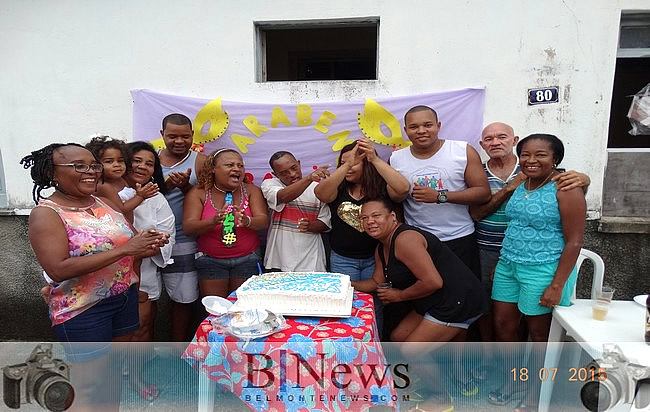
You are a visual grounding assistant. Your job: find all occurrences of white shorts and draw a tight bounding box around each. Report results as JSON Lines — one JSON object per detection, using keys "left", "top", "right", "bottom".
{"left": 140, "top": 258, "right": 199, "bottom": 303}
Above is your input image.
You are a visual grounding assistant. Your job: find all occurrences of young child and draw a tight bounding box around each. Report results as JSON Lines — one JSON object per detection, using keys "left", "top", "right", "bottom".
{"left": 85, "top": 136, "right": 158, "bottom": 221}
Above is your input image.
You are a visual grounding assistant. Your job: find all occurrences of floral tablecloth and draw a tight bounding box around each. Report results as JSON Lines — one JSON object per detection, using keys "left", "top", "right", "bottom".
{"left": 183, "top": 291, "right": 396, "bottom": 411}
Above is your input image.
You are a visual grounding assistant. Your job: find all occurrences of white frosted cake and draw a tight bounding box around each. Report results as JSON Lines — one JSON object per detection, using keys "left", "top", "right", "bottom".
{"left": 235, "top": 272, "right": 353, "bottom": 317}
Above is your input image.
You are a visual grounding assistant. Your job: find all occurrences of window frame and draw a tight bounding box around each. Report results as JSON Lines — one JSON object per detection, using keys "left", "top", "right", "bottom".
{"left": 254, "top": 17, "right": 380, "bottom": 83}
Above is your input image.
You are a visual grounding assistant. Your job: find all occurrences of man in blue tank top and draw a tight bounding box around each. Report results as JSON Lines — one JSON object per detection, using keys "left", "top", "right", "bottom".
{"left": 158, "top": 113, "right": 207, "bottom": 341}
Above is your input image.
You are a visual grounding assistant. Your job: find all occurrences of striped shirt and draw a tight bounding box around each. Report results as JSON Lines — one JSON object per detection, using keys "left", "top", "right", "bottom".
{"left": 476, "top": 160, "right": 520, "bottom": 251}
{"left": 261, "top": 177, "right": 331, "bottom": 271}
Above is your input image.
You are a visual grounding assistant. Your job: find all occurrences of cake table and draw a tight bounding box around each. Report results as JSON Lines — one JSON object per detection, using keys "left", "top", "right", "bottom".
{"left": 183, "top": 291, "right": 397, "bottom": 411}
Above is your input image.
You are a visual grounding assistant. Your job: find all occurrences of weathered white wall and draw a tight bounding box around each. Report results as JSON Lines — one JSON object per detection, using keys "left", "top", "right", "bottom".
{"left": 1, "top": 0, "right": 648, "bottom": 213}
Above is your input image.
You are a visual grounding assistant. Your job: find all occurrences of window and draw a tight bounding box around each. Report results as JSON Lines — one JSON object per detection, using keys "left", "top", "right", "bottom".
{"left": 607, "top": 12, "right": 650, "bottom": 149}
{"left": 602, "top": 12, "right": 650, "bottom": 220}
{"left": 255, "top": 18, "right": 379, "bottom": 82}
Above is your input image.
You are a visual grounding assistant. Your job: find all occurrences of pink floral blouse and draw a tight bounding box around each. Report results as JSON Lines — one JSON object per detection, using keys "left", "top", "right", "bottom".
{"left": 36, "top": 196, "right": 136, "bottom": 325}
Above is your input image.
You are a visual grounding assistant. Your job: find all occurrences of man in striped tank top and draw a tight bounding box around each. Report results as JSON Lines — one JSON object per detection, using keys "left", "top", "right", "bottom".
{"left": 261, "top": 151, "right": 331, "bottom": 272}
{"left": 158, "top": 113, "right": 207, "bottom": 341}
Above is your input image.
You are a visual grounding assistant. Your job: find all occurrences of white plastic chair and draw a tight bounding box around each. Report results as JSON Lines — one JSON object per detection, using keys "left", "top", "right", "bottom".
{"left": 571, "top": 248, "right": 605, "bottom": 301}
{"left": 564, "top": 248, "right": 605, "bottom": 371}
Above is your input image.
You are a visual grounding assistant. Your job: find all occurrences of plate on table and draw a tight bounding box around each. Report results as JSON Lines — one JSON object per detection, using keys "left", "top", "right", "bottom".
{"left": 633, "top": 294, "right": 648, "bottom": 307}
{"left": 202, "top": 296, "right": 233, "bottom": 316}
{"left": 216, "top": 309, "right": 283, "bottom": 339}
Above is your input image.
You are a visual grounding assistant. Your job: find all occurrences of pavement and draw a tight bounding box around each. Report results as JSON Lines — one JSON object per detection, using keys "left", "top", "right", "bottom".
{"left": 0, "top": 341, "right": 593, "bottom": 411}
{"left": 116, "top": 344, "right": 591, "bottom": 411}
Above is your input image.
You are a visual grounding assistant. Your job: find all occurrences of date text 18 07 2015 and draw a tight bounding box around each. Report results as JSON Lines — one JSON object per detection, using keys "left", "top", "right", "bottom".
{"left": 510, "top": 367, "right": 607, "bottom": 382}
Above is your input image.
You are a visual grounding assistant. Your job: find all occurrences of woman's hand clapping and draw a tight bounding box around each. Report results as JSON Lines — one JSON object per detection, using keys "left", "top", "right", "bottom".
{"left": 123, "top": 230, "right": 170, "bottom": 256}
{"left": 135, "top": 182, "right": 159, "bottom": 199}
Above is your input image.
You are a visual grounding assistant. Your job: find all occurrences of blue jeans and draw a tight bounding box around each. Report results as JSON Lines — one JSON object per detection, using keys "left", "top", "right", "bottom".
{"left": 330, "top": 250, "right": 384, "bottom": 337}
{"left": 330, "top": 250, "right": 375, "bottom": 281}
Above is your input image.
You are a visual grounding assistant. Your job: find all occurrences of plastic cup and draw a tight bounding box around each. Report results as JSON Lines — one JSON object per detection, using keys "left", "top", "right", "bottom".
{"left": 592, "top": 301, "right": 609, "bottom": 321}
{"left": 598, "top": 286, "right": 615, "bottom": 303}
{"left": 377, "top": 282, "right": 392, "bottom": 289}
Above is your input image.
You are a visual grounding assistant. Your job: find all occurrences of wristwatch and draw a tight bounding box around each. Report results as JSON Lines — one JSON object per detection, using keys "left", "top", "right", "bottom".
{"left": 437, "top": 189, "right": 448, "bottom": 204}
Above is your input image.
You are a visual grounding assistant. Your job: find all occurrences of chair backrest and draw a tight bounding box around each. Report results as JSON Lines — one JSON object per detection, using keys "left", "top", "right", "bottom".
{"left": 572, "top": 248, "right": 605, "bottom": 300}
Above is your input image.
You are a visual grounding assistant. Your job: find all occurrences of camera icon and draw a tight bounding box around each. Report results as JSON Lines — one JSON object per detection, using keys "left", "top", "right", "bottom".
{"left": 580, "top": 344, "right": 650, "bottom": 412}
{"left": 3, "top": 343, "right": 74, "bottom": 411}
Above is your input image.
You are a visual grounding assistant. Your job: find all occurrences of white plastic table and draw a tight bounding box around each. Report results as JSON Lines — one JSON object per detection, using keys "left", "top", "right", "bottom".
{"left": 540, "top": 299, "right": 649, "bottom": 412}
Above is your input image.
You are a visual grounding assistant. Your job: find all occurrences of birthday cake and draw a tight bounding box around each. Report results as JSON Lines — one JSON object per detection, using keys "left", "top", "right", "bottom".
{"left": 235, "top": 272, "right": 353, "bottom": 317}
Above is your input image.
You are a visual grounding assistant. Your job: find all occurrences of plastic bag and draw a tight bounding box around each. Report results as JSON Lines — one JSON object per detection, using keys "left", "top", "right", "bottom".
{"left": 210, "top": 308, "right": 288, "bottom": 344}
{"left": 627, "top": 83, "right": 650, "bottom": 136}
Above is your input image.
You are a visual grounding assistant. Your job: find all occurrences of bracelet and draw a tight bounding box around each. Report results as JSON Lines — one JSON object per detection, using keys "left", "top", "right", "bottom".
{"left": 244, "top": 215, "right": 252, "bottom": 228}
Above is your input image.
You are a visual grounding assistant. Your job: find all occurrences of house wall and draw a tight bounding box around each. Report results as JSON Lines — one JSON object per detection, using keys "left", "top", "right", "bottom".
{"left": 3, "top": 0, "right": 648, "bottom": 212}
{"left": 1, "top": 0, "right": 649, "bottom": 340}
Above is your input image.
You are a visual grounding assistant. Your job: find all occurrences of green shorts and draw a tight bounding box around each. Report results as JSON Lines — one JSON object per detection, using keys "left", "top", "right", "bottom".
{"left": 491, "top": 257, "right": 577, "bottom": 316}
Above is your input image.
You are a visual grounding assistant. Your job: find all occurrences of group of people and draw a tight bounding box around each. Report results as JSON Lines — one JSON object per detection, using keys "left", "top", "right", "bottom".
{"left": 23, "top": 106, "right": 589, "bottom": 410}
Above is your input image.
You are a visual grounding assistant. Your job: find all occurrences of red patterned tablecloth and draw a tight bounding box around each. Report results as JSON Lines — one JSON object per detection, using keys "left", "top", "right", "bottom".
{"left": 183, "top": 291, "right": 397, "bottom": 411}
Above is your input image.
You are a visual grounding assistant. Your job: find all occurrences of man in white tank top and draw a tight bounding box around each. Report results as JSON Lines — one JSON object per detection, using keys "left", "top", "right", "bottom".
{"left": 390, "top": 105, "right": 491, "bottom": 279}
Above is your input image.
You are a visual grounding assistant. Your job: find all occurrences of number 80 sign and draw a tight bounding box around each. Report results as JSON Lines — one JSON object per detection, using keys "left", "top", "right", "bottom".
{"left": 528, "top": 86, "right": 560, "bottom": 105}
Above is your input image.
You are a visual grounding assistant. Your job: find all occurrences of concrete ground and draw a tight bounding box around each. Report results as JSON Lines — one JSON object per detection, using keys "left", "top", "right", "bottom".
{"left": 0, "top": 341, "right": 614, "bottom": 411}
{"left": 115, "top": 344, "right": 592, "bottom": 411}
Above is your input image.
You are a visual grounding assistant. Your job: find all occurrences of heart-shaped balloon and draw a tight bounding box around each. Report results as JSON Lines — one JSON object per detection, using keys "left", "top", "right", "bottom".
{"left": 337, "top": 201, "right": 364, "bottom": 232}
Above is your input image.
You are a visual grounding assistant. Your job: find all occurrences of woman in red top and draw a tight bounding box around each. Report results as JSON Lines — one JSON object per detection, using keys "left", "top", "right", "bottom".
{"left": 183, "top": 148, "right": 268, "bottom": 298}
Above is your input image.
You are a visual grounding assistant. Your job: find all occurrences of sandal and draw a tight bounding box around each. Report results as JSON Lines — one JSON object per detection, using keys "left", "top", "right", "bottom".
{"left": 139, "top": 384, "right": 160, "bottom": 402}
{"left": 487, "top": 386, "right": 527, "bottom": 406}
{"left": 457, "top": 378, "right": 478, "bottom": 396}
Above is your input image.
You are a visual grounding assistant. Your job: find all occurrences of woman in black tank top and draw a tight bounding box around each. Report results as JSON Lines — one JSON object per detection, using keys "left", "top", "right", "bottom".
{"left": 354, "top": 198, "right": 487, "bottom": 410}
{"left": 354, "top": 198, "right": 487, "bottom": 342}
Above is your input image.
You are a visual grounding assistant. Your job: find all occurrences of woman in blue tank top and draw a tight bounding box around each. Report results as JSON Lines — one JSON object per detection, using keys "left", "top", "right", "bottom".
{"left": 489, "top": 134, "right": 586, "bottom": 410}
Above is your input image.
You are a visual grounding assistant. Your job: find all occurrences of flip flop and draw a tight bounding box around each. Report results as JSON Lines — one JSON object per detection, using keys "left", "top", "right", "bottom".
{"left": 457, "top": 379, "right": 479, "bottom": 396}
{"left": 139, "top": 384, "right": 160, "bottom": 402}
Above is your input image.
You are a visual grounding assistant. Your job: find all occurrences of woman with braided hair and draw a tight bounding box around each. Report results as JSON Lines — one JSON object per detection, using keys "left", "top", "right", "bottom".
{"left": 22, "top": 143, "right": 170, "bottom": 410}
{"left": 21, "top": 143, "right": 169, "bottom": 349}
{"left": 183, "top": 148, "right": 268, "bottom": 299}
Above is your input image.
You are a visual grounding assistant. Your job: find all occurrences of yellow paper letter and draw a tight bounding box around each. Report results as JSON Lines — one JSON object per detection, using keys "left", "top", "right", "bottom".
{"left": 314, "top": 111, "right": 337, "bottom": 134}
{"left": 296, "top": 104, "right": 313, "bottom": 126}
{"left": 231, "top": 134, "right": 256, "bottom": 153}
{"left": 193, "top": 97, "right": 230, "bottom": 144}
{"left": 243, "top": 116, "right": 269, "bottom": 137}
{"left": 271, "top": 107, "right": 291, "bottom": 128}
{"left": 327, "top": 130, "right": 355, "bottom": 151}
{"left": 357, "top": 98, "right": 411, "bottom": 148}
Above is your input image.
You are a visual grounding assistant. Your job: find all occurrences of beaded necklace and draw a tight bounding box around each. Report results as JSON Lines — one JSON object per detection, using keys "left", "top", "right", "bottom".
{"left": 208, "top": 183, "right": 248, "bottom": 247}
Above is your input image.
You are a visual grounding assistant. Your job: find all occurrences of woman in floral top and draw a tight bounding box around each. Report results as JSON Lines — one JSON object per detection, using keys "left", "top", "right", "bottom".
{"left": 23, "top": 143, "right": 167, "bottom": 332}
{"left": 22, "top": 143, "right": 169, "bottom": 408}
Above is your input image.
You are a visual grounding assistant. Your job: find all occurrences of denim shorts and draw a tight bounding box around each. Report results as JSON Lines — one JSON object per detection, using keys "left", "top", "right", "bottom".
{"left": 492, "top": 257, "right": 577, "bottom": 316}
{"left": 195, "top": 249, "right": 262, "bottom": 280}
{"left": 52, "top": 284, "right": 139, "bottom": 362}
{"left": 423, "top": 312, "right": 482, "bottom": 330}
